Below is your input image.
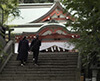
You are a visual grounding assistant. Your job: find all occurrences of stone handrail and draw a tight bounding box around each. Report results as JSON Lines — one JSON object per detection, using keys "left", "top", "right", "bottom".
{"left": 0, "top": 40, "right": 14, "bottom": 73}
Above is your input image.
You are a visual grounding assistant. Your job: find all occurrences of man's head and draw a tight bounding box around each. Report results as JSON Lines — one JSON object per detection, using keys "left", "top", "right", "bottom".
{"left": 34, "top": 36, "right": 36, "bottom": 38}
{"left": 36, "top": 35, "right": 39, "bottom": 39}
{"left": 23, "top": 36, "right": 26, "bottom": 40}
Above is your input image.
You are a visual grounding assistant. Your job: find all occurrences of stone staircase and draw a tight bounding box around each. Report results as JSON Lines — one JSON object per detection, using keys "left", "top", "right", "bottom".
{"left": 0, "top": 52, "right": 78, "bottom": 81}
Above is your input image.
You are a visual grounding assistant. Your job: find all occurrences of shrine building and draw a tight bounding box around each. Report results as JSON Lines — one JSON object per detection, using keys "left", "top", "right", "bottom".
{"left": 7, "top": 1, "right": 79, "bottom": 53}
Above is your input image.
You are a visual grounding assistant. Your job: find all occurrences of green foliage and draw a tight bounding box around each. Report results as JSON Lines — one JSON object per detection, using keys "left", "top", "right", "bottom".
{"left": 0, "top": 0, "right": 20, "bottom": 25}
{"left": 0, "top": 0, "right": 19, "bottom": 61}
{"left": 62, "top": 0, "right": 100, "bottom": 67}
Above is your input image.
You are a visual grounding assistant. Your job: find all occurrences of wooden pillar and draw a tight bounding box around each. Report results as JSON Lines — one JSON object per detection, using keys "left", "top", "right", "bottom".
{"left": 8, "top": 30, "right": 11, "bottom": 41}
{"left": 8, "top": 29, "right": 14, "bottom": 41}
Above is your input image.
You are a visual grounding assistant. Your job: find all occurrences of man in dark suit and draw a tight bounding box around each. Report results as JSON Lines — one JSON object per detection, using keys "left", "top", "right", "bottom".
{"left": 17, "top": 36, "right": 29, "bottom": 66}
{"left": 30, "top": 35, "right": 41, "bottom": 66}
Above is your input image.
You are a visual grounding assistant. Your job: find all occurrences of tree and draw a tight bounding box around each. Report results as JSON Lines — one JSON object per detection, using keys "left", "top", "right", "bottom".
{"left": 0, "top": 0, "right": 20, "bottom": 40}
{"left": 0, "top": 0, "right": 20, "bottom": 25}
{"left": 62, "top": 0, "right": 100, "bottom": 78}
{"left": 0, "top": 0, "right": 20, "bottom": 59}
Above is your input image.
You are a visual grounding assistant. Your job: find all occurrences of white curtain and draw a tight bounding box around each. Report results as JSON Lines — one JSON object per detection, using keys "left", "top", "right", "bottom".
{"left": 15, "top": 42, "right": 75, "bottom": 53}
{"left": 40, "top": 42, "right": 75, "bottom": 51}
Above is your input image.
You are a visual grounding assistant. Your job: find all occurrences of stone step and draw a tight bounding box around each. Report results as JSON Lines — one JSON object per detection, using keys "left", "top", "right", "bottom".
{"left": 3, "top": 67, "right": 76, "bottom": 71}
{"left": 0, "top": 77, "right": 75, "bottom": 80}
{"left": 29, "top": 52, "right": 78, "bottom": 55}
{"left": 7, "top": 62, "right": 77, "bottom": 66}
{"left": 0, "top": 73, "right": 75, "bottom": 76}
{"left": 8, "top": 59, "right": 77, "bottom": 63}
{"left": 0, "top": 52, "right": 78, "bottom": 81}
{"left": 13, "top": 53, "right": 78, "bottom": 58}
{"left": 12, "top": 57, "right": 78, "bottom": 61}
{"left": 8, "top": 60, "right": 77, "bottom": 64}
{"left": 0, "top": 79, "right": 74, "bottom": 81}
{"left": 2, "top": 70, "right": 76, "bottom": 74}
{"left": 4, "top": 65, "right": 77, "bottom": 69}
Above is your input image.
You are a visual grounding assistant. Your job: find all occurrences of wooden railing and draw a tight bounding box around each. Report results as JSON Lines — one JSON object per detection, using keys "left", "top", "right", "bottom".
{"left": 0, "top": 40, "right": 14, "bottom": 73}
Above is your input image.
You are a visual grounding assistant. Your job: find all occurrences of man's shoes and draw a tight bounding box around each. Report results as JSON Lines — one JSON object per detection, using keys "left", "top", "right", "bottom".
{"left": 23, "top": 62, "right": 26, "bottom": 65}
{"left": 21, "top": 64, "right": 24, "bottom": 67}
{"left": 34, "top": 63, "right": 38, "bottom": 66}
{"left": 33, "top": 58, "right": 35, "bottom": 61}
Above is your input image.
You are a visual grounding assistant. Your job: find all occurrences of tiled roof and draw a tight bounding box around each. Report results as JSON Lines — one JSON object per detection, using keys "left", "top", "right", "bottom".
{"left": 7, "top": 8, "right": 50, "bottom": 25}
{"left": 6, "top": 2, "right": 65, "bottom": 25}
